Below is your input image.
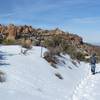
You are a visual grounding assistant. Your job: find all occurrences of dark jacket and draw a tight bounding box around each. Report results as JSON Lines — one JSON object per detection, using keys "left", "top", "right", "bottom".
{"left": 90, "top": 56, "right": 96, "bottom": 65}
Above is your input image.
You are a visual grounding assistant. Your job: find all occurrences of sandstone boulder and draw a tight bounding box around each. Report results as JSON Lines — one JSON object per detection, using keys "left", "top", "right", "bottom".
{"left": 6, "top": 24, "right": 16, "bottom": 40}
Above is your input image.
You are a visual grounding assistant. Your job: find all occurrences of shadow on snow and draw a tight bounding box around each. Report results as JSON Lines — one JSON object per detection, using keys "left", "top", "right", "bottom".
{"left": 95, "top": 71, "right": 100, "bottom": 74}
{"left": 0, "top": 51, "right": 10, "bottom": 66}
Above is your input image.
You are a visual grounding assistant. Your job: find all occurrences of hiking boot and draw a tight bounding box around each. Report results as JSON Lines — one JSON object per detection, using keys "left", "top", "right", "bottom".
{"left": 92, "top": 72, "right": 95, "bottom": 75}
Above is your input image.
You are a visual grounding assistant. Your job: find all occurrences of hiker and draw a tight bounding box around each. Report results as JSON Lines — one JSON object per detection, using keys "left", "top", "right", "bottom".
{"left": 90, "top": 53, "right": 96, "bottom": 75}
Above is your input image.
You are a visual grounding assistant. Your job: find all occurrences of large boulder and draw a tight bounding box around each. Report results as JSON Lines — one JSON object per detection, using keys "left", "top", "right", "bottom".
{"left": 6, "top": 24, "right": 17, "bottom": 40}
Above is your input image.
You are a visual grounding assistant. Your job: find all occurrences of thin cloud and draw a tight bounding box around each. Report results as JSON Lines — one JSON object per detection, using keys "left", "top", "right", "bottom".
{"left": 70, "top": 17, "right": 100, "bottom": 24}
{"left": 0, "top": 13, "right": 15, "bottom": 18}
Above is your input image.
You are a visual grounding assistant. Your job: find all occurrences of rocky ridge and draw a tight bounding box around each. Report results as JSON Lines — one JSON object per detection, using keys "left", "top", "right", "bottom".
{"left": 0, "top": 24, "right": 100, "bottom": 58}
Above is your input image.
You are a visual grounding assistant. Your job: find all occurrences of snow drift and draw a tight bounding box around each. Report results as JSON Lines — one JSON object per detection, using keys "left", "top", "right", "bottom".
{"left": 0, "top": 46, "right": 89, "bottom": 100}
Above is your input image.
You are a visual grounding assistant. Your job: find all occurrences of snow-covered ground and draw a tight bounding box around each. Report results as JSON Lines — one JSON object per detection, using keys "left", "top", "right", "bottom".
{"left": 70, "top": 64, "right": 100, "bottom": 100}
{"left": 0, "top": 45, "right": 99, "bottom": 100}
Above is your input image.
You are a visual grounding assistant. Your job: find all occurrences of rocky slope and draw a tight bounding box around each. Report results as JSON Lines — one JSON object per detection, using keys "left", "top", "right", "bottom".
{"left": 0, "top": 24, "right": 82, "bottom": 44}
{"left": 0, "top": 24, "right": 100, "bottom": 59}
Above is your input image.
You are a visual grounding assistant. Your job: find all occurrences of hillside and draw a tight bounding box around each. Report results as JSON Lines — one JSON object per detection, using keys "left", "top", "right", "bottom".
{"left": 0, "top": 45, "right": 89, "bottom": 100}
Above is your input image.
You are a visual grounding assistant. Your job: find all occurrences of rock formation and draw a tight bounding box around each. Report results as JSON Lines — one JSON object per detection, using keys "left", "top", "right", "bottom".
{"left": 0, "top": 24, "right": 99, "bottom": 56}
{"left": 6, "top": 24, "right": 16, "bottom": 40}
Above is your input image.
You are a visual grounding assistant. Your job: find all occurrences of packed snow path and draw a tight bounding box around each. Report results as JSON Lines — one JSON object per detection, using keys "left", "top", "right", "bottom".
{"left": 70, "top": 64, "right": 100, "bottom": 100}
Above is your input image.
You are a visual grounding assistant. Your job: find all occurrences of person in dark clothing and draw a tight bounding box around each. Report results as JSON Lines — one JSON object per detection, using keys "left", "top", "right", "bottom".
{"left": 90, "top": 53, "right": 96, "bottom": 75}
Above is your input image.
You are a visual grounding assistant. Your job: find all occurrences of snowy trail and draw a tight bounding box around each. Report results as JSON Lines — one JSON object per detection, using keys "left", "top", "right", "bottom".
{"left": 70, "top": 64, "right": 100, "bottom": 100}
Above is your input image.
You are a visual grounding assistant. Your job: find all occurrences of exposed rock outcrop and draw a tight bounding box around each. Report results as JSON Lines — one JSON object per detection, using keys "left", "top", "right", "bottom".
{"left": 6, "top": 24, "right": 16, "bottom": 40}
{"left": 0, "top": 24, "right": 83, "bottom": 45}
{"left": 0, "top": 24, "right": 99, "bottom": 56}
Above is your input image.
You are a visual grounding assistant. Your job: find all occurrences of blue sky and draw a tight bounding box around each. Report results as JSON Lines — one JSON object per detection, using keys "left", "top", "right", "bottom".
{"left": 0, "top": 0, "right": 100, "bottom": 43}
